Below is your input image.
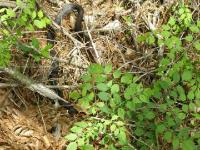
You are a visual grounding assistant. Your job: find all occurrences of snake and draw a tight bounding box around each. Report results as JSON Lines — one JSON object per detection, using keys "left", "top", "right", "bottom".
{"left": 47, "top": 3, "right": 85, "bottom": 115}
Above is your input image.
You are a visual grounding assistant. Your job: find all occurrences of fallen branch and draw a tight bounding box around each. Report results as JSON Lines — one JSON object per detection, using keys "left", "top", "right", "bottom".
{"left": 1, "top": 67, "right": 71, "bottom": 105}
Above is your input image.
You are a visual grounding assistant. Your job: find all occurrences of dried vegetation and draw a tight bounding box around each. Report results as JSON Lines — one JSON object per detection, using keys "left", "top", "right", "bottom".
{"left": 0, "top": 0, "right": 198, "bottom": 149}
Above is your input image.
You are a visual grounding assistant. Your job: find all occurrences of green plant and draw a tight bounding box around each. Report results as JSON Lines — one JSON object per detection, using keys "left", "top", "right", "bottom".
{"left": 0, "top": 0, "right": 51, "bottom": 67}
{"left": 65, "top": 116, "right": 130, "bottom": 150}
{"left": 66, "top": 3, "right": 200, "bottom": 150}
{"left": 135, "top": 4, "right": 200, "bottom": 150}
{"left": 68, "top": 63, "right": 151, "bottom": 149}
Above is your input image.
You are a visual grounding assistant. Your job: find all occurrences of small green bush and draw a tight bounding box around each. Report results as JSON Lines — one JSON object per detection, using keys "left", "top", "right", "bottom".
{"left": 0, "top": 0, "right": 51, "bottom": 67}
{"left": 66, "top": 4, "right": 200, "bottom": 150}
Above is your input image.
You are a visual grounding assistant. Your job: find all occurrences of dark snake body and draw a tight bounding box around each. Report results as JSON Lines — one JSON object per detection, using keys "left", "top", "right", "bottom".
{"left": 47, "top": 4, "right": 84, "bottom": 114}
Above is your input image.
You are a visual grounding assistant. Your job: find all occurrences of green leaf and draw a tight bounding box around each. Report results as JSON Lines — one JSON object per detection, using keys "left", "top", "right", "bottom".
{"left": 182, "top": 139, "right": 196, "bottom": 150}
{"left": 6, "top": 8, "right": 16, "bottom": 17}
{"left": 33, "top": 55, "right": 41, "bottom": 62}
{"left": 104, "top": 119, "right": 112, "bottom": 125}
{"left": 113, "top": 70, "right": 121, "bottom": 78}
{"left": 69, "top": 91, "right": 80, "bottom": 100}
{"left": 187, "top": 90, "right": 194, "bottom": 100}
{"left": 104, "top": 64, "right": 112, "bottom": 74}
{"left": 185, "top": 35, "right": 193, "bottom": 42}
{"left": 70, "top": 126, "right": 82, "bottom": 134}
{"left": 116, "top": 121, "right": 124, "bottom": 126}
{"left": 88, "top": 64, "right": 103, "bottom": 74}
{"left": 82, "top": 145, "right": 94, "bottom": 150}
{"left": 123, "top": 15, "right": 133, "bottom": 26}
{"left": 178, "top": 8, "right": 184, "bottom": 14}
{"left": 111, "top": 84, "right": 120, "bottom": 94}
{"left": 90, "top": 107, "right": 97, "bottom": 115}
{"left": 172, "top": 137, "right": 179, "bottom": 150}
{"left": 114, "top": 129, "right": 120, "bottom": 136}
{"left": 156, "top": 124, "right": 166, "bottom": 133}
{"left": 168, "top": 17, "right": 176, "bottom": 25}
{"left": 43, "top": 17, "right": 51, "bottom": 24}
{"left": 81, "top": 74, "right": 91, "bottom": 82}
{"left": 37, "top": 10, "right": 44, "bottom": 18}
{"left": 182, "top": 70, "right": 192, "bottom": 81}
{"left": 162, "top": 25, "right": 170, "bottom": 30}
{"left": 163, "top": 131, "right": 172, "bottom": 142}
{"left": 161, "top": 30, "right": 171, "bottom": 39}
{"left": 16, "top": 0, "right": 24, "bottom": 8}
{"left": 96, "top": 102, "right": 105, "bottom": 108}
{"left": 78, "top": 98, "right": 90, "bottom": 109}
{"left": 0, "top": 41, "right": 11, "bottom": 66}
{"left": 193, "top": 40, "right": 200, "bottom": 51}
{"left": 65, "top": 133, "right": 77, "bottom": 141}
{"left": 177, "top": 112, "right": 186, "bottom": 120}
{"left": 126, "top": 101, "right": 135, "bottom": 111}
{"left": 0, "top": 8, "right": 6, "bottom": 13}
{"left": 101, "top": 135, "right": 110, "bottom": 144}
{"left": 81, "top": 83, "right": 92, "bottom": 96}
{"left": 135, "top": 128, "right": 144, "bottom": 136}
{"left": 95, "top": 74, "right": 107, "bottom": 83}
{"left": 96, "top": 83, "right": 109, "bottom": 91}
{"left": 182, "top": 104, "right": 188, "bottom": 112}
{"left": 98, "top": 92, "right": 110, "bottom": 101}
{"left": 67, "top": 142, "right": 77, "bottom": 150}
{"left": 173, "top": 72, "right": 180, "bottom": 82}
{"left": 159, "top": 80, "right": 171, "bottom": 89}
{"left": 189, "top": 102, "right": 196, "bottom": 111}
{"left": 107, "top": 80, "right": 113, "bottom": 88}
{"left": 124, "top": 87, "right": 133, "bottom": 100}
{"left": 167, "top": 117, "right": 175, "bottom": 127}
{"left": 195, "top": 90, "right": 200, "bottom": 99}
{"left": 77, "top": 138, "right": 85, "bottom": 146}
{"left": 112, "top": 93, "right": 121, "bottom": 105}
{"left": 40, "top": 44, "right": 51, "bottom": 58}
{"left": 118, "top": 108, "right": 125, "bottom": 120}
{"left": 31, "top": 38, "right": 39, "bottom": 49}
{"left": 110, "top": 124, "right": 117, "bottom": 132}
{"left": 139, "top": 94, "right": 149, "bottom": 103}
{"left": 176, "top": 85, "right": 186, "bottom": 101}
{"left": 74, "top": 121, "right": 88, "bottom": 128}
{"left": 189, "top": 25, "right": 199, "bottom": 33}
{"left": 147, "top": 35, "right": 155, "bottom": 45}
{"left": 17, "top": 43, "right": 33, "bottom": 53}
{"left": 101, "top": 105, "right": 111, "bottom": 114}
{"left": 132, "top": 97, "right": 140, "bottom": 103}
{"left": 170, "top": 90, "right": 178, "bottom": 98}
{"left": 34, "top": 20, "right": 45, "bottom": 28}
{"left": 108, "top": 144, "right": 117, "bottom": 150}
{"left": 136, "top": 34, "right": 146, "bottom": 42}
{"left": 144, "top": 111, "right": 155, "bottom": 120}
{"left": 31, "top": 11, "right": 36, "bottom": 19}
{"left": 86, "top": 92, "right": 94, "bottom": 102}
{"left": 121, "top": 73, "right": 133, "bottom": 84}
{"left": 118, "top": 128, "right": 128, "bottom": 145}
{"left": 111, "top": 115, "right": 119, "bottom": 121}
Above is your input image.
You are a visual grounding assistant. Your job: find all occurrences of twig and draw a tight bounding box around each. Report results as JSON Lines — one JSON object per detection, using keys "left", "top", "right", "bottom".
{"left": 0, "top": 83, "right": 78, "bottom": 90}
{"left": 85, "top": 22, "right": 101, "bottom": 64}
{"left": 0, "top": 1, "right": 17, "bottom": 8}
{"left": 118, "top": 50, "right": 154, "bottom": 70}
{"left": 0, "top": 83, "right": 18, "bottom": 88}
{"left": 36, "top": 99, "right": 47, "bottom": 133}
{"left": 127, "top": 131, "right": 152, "bottom": 149}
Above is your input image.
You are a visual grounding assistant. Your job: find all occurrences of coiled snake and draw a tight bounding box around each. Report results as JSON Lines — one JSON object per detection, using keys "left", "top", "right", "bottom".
{"left": 47, "top": 3, "right": 85, "bottom": 114}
